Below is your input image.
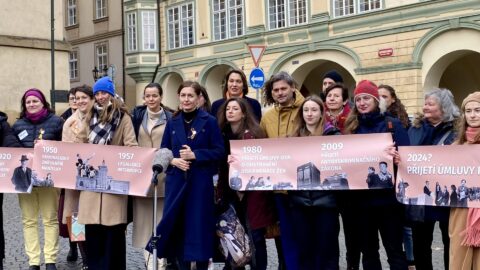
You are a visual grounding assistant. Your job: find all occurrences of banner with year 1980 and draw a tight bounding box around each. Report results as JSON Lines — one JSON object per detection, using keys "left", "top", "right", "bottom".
{"left": 32, "top": 140, "right": 156, "bottom": 197}
{"left": 0, "top": 147, "right": 34, "bottom": 193}
{"left": 228, "top": 133, "right": 393, "bottom": 191}
{"left": 397, "top": 144, "right": 480, "bottom": 208}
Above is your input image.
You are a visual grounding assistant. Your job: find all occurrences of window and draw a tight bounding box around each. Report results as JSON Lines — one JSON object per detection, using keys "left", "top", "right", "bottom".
{"left": 126, "top": 13, "right": 137, "bottom": 52}
{"left": 95, "top": 43, "right": 108, "bottom": 71}
{"left": 142, "top": 11, "right": 156, "bottom": 50}
{"left": 333, "top": 0, "right": 381, "bottom": 17}
{"left": 212, "top": 0, "right": 244, "bottom": 41}
{"left": 67, "top": 0, "right": 77, "bottom": 26}
{"left": 167, "top": 3, "right": 195, "bottom": 49}
{"left": 268, "top": 0, "right": 306, "bottom": 30}
{"left": 95, "top": 0, "right": 107, "bottom": 19}
{"left": 69, "top": 51, "right": 78, "bottom": 80}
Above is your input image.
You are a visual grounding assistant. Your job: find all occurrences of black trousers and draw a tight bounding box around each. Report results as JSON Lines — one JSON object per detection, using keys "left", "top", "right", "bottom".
{"left": 411, "top": 220, "right": 449, "bottom": 270}
{"left": 290, "top": 206, "right": 340, "bottom": 270}
{"left": 359, "top": 204, "right": 408, "bottom": 270}
{"left": 339, "top": 205, "right": 362, "bottom": 270}
{"left": 85, "top": 224, "right": 127, "bottom": 270}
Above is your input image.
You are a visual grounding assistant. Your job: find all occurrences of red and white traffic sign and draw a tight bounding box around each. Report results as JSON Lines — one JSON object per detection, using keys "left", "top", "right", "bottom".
{"left": 248, "top": 45, "right": 266, "bottom": 67}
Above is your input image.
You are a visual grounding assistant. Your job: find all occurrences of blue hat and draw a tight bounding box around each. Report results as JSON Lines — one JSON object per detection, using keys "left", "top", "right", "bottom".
{"left": 93, "top": 76, "right": 115, "bottom": 96}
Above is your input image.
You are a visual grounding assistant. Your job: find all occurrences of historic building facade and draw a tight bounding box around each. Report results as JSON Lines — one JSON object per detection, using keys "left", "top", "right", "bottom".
{"left": 125, "top": 0, "right": 480, "bottom": 112}
{"left": 0, "top": 0, "right": 70, "bottom": 119}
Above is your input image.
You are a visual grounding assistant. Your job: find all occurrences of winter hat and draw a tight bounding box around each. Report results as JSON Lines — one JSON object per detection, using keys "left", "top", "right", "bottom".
{"left": 461, "top": 91, "right": 480, "bottom": 110}
{"left": 24, "top": 88, "right": 46, "bottom": 104}
{"left": 354, "top": 80, "right": 379, "bottom": 101}
{"left": 323, "top": 70, "right": 344, "bottom": 83}
{"left": 93, "top": 76, "right": 115, "bottom": 96}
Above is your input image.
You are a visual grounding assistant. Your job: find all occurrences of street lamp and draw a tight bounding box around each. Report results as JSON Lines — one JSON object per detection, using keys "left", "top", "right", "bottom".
{"left": 92, "top": 65, "right": 110, "bottom": 82}
{"left": 92, "top": 66, "right": 99, "bottom": 82}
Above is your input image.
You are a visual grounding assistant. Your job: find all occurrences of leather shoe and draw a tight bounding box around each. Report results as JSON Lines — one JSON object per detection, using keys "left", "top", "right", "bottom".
{"left": 28, "top": 266, "right": 40, "bottom": 270}
{"left": 45, "top": 263, "right": 57, "bottom": 270}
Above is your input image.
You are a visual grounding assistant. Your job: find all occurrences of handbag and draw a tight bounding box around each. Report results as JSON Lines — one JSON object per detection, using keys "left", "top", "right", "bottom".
{"left": 216, "top": 205, "right": 252, "bottom": 267}
{"left": 66, "top": 212, "right": 86, "bottom": 242}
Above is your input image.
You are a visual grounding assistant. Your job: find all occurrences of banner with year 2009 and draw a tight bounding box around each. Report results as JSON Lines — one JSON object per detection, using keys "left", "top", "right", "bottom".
{"left": 397, "top": 144, "right": 480, "bottom": 208}
{"left": 0, "top": 147, "right": 34, "bottom": 193}
{"left": 32, "top": 140, "right": 157, "bottom": 197}
{"left": 228, "top": 133, "right": 394, "bottom": 191}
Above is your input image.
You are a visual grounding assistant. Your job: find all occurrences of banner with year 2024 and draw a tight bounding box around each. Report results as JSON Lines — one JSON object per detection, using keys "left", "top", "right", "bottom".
{"left": 397, "top": 144, "right": 480, "bottom": 208}
{"left": 32, "top": 140, "right": 157, "bottom": 197}
{"left": 0, "top": 147, "right": 34, "bottom": 193}
{"left": 228, "top": 133, "right": 394, "bottom": 191}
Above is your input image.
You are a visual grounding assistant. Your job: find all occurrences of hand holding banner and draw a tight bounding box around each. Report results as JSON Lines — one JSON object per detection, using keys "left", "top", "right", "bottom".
{"left": 228, "top": 133, "right": 394, "bottom": 191}
{"left": 32, "top": 140, "right": 157, "bottom": 196}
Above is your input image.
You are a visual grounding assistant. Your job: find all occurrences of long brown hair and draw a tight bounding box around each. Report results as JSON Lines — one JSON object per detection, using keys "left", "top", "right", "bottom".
{"left": 291, "top": 95, "right": 326, "bottom": 137}
{"left": 96, "top": 95, "right": 130, "bottom": 124}
{"left": 217, "top": 97, "right": 265, "bottom": 139}
{"left": 378, "top": 85, "right": 409, "bottom": 128}
{"left": 173, "top": 80, "right": 203, "bottom": 117}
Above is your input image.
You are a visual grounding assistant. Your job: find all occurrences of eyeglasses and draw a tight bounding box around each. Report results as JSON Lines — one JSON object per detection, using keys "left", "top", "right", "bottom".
{"left": 69, "top": 97, "right": 76, "bottom": 101}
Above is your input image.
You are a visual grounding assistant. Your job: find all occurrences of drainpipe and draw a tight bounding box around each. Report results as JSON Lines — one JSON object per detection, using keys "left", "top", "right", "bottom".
{"left": 151, "top": 0, "right": 162, "bottom": 83}
{"left": 121, "top": 1, "right": 126, "bottom": 100}
{"left": 51, "top": 0, "right": 55, "bottom": 109}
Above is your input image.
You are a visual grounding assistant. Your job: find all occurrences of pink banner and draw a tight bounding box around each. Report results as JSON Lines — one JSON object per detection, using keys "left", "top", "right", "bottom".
{"left": 228, "top": 133, "right": 393, "bottom": 191}
{"left": 32, "top": 140, "right": 156, "bottom": 197}
{"left": 397, "top": 145, "right": 480, "bottom": 208}
{"left": 0, "top": 147, "right": 34, "bottom": 193}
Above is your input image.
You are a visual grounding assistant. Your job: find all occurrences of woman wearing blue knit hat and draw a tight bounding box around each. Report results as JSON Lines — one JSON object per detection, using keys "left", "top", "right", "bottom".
{"left": 76, "top": 76, "right": 138, "bottom": 269}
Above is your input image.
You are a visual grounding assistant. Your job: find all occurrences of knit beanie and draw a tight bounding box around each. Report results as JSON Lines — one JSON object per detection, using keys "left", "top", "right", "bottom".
{"left": 93, "top": 76, "right": 115, "bottom": 96}
{"left": 24, "top": 88, "right": 46, "bottom": 104}
{"left": 461, "top": 91, "right": 480, "bottom": 110}
{"left": 323, "top": 70, "right": 344, "bottom": 83}
{"left": 354, "top": 80, "right": 379, "bottom": 101}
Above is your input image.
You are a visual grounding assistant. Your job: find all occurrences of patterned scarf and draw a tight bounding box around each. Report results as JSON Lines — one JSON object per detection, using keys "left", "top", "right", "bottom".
{"left": 88, "top": 104, "right": 122, "bottom": 145}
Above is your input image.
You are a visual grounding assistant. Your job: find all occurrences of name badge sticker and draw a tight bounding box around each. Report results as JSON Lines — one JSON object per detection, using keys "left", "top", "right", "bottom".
{"left": 18, "top": 130, "right": 28, "bottom": 141}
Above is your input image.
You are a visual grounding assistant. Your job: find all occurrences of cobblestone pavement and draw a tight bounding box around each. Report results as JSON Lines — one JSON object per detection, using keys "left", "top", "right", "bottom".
{"left": 3, "top": 193, "right": 444, "bottom": 270}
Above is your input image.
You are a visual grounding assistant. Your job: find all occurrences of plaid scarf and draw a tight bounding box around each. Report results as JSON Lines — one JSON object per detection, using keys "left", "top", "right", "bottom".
{"left": 88, "top": 104, "right": 122, "bottom": 145}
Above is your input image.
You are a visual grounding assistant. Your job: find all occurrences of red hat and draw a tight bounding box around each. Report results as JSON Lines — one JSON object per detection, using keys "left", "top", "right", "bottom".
{"left": 354, "top": 80, "right": 379, "bottom": 101}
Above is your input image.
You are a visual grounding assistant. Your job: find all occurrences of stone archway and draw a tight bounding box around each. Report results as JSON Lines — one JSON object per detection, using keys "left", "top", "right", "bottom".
{"left": 420, "top": 28, "right": 480, "bottom": 105}
{"left": 160, "top": 72, "right": 183, "bottom": 109}
{"left": 200, "top": 63, "right": 238, "bottom": 102}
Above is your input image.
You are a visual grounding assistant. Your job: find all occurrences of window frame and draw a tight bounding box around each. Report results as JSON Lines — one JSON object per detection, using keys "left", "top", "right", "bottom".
{"left": 142, "top": 11, "right": 157, "bottom": 51}
{"left": 212, "top": 0, "right": 245, "bottom": 41}
{"left": 332, "top": 0, "right": 382, "bottom": 18}
{"left": 166, "top": 2, "right": 195, "bottom": 50}
{"left": 67, "top": 0, "right": 77, "bottom": 26}
{"left": 126, "top": 12, "right": 137, "bottom": 52}
{"left": 267, "top": 0, "right": 308, "bottom": 30}
{"left": 95, "top": 0, "right": 107, "bottom": 19}
{"left": 95, "top": 42, "right": 109, "bottom": 72}
{"left": 69, "top": 50, "right": 79, "bottom": 81}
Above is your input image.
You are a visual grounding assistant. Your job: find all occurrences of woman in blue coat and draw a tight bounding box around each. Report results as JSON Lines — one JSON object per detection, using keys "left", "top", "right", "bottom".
{"left": 150, "top": 81, "right": 224, "bottom": 270}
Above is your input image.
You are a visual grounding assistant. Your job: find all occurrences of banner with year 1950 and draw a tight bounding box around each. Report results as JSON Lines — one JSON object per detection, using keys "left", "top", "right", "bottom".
{"left": 32, "top": 140, "right": 156, "bottom": 197}
{"left": 397, "top": 144, "right": 480, "bottom": 208}
{"left": 228, "top": 133, "right": 394, "bottom": 191}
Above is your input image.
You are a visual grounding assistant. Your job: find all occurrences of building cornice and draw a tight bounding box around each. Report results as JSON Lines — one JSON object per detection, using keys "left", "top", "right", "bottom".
{"left": 68, "top": 29, "right": 123, "bottom": 45}
{"left": 0, "top": 35, "right": 70, "bottom": 51}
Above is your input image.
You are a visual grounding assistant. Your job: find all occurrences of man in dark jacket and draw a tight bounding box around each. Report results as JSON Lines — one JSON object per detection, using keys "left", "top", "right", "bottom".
{"left": 11, "top": 155, "right": 32, "bottom": 192}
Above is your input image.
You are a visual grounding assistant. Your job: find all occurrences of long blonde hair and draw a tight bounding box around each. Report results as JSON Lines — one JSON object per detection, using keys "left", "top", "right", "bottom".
{"left": 291, "top": 95, "right": 326, "bottom": 137}
{"left": 97, "top": 96, "right": 130, "bottom": 124}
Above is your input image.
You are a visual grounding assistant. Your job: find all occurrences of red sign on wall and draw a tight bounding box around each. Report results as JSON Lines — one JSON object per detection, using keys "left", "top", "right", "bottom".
{"left": 378, "top": 48, "right": 394, "bottom": 57}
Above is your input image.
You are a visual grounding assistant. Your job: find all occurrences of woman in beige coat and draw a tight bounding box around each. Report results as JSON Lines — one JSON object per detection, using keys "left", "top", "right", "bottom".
{"left": 77, "top": 77, "right": 137, "bottom": 270}
{"left": 61, "top": 85, "right": 95, "bottom": 270}
{"left": 131, "top": 82, "right": 172, "bottom": 269}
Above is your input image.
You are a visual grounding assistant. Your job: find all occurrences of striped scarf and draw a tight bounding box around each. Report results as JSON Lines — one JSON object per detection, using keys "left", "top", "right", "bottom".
{"left": 88, "top": 104, "right": 122, "bottom": 145}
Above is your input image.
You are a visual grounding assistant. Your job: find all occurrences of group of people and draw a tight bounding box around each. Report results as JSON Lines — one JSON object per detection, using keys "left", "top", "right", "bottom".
{"left": 0, "top": 68, "right": 478, "bottom": 270}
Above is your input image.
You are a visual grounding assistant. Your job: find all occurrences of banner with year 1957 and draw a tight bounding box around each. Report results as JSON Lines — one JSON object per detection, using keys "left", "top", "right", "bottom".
{"left": 32, "top": 140, "right": 156, "bottom": 197}
{"left": 397, "top": 144, "right": 480, "bottom": 208}
{"left": 228, "top": 133, "right": 394, "bottom": 191}
{"left": 0, "top": 147, "right": 34, "bottom": 193}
